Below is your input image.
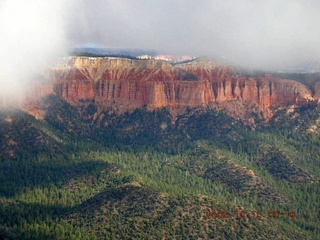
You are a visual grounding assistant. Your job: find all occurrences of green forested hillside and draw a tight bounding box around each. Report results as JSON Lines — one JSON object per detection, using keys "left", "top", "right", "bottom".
{"left": 0, "top": 96, "right": 320, "bottom": 239}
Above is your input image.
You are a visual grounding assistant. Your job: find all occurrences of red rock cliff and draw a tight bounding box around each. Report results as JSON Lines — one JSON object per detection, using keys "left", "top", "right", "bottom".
{"left": 50, "top": 57, "right": 314, "bottom": 116}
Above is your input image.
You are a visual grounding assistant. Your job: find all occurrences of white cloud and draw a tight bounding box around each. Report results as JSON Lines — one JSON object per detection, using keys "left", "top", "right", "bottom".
{"left": 0, "top": 0, "right": 75, "bottom": 99}
{"left": 74, "top": 0, "right": 320, "bottom": 70}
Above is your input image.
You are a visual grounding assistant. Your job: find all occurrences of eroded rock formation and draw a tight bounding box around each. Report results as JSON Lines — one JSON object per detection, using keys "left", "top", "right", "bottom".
{"left": 50, "top": 57, "right": 314, "bottom": 117}
{"left": 2, "top": 56, "right": 315, "bottom": 120}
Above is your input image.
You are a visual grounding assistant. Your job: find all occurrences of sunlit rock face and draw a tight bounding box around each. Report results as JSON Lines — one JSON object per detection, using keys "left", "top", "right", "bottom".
{"left": 51, "top": 57, "right": 314, "bottom": 114}
{"left": 3, "top": 56, "right": 315, "bottom": 120}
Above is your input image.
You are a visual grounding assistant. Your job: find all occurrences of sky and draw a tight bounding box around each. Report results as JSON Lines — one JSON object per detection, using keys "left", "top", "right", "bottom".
{"left": 1, "top": 0, "right": 320, "bottom": 98}
{"left": 73, "top": 0, "right": 320, "bottom": 69}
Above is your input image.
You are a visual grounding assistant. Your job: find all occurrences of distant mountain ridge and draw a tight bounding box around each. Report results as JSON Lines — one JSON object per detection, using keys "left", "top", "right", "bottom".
{"left": 72, "top": 47, "right": 158, "bottom": 58}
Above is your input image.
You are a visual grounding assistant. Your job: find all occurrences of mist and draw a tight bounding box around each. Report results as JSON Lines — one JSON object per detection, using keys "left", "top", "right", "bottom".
{"left": 1, "top": 0, "right": 320, "bottom": 101}
{"left": 73, "top": 0, "right": 320, "bottom": 70}
{"left": 0, "top": 0, "right": 74, "bottom": 101}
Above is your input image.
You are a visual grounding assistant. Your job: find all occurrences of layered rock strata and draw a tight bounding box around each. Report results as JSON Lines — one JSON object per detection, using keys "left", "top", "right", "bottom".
{"left": 51, "top": 57, "right": 314, "bottom": 115}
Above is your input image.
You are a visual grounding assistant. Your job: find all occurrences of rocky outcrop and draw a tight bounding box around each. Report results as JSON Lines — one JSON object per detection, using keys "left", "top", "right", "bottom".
{"left": 50, "top": 57, "right": 314, "bottom": 117}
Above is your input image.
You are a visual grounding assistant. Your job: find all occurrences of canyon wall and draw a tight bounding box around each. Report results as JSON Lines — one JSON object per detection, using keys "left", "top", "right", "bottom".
{"left": 50, "top": 57, "right": 314, "bottom": 115}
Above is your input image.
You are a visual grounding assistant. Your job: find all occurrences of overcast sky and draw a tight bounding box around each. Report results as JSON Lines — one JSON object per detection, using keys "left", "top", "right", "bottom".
{"left": 72, "top": 0, "right": 320, "bottom": 69}
{"left": 1, "top": 0, "right": 320, "bottom": 97}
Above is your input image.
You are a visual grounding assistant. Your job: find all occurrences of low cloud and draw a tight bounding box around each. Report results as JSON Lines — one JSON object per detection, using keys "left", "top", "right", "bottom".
{"left": 73, "top": 0, "right": 320, "bottom": 70}
{"left": 0, "top": 0, "right": 74, "bottom": 101}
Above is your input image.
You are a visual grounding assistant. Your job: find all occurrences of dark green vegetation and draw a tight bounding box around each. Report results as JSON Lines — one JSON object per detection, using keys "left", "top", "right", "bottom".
{"left": 172, "top": 57, "right": 199, "bottom": 66}
{"left": 178, "top": 71, "right": 199, "bottom": 81}
{"left": 1, "top": 95, "right": 320, "bottom": 239}
{"left": 71, "top": 51, "right": 139, "bottom": 60}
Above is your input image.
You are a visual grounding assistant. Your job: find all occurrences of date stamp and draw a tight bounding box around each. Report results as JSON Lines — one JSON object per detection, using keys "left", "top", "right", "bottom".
{"left": 205, "top": 209, "right": 296, "bottom": 220}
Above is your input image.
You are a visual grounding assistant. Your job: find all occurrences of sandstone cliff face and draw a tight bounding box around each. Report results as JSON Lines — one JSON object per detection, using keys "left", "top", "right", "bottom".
{"left": 50, "top": 57, "right": 314, "bottom": 117}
